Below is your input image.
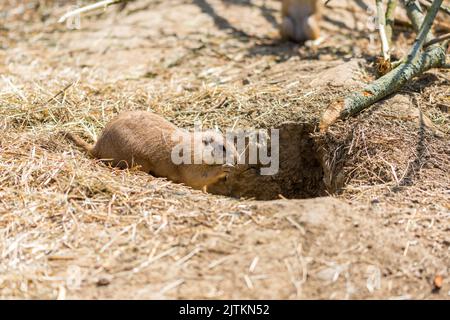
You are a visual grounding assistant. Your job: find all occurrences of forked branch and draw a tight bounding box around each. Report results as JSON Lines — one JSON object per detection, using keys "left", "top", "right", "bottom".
{"left": 320, "top": 0, "right": 447, "bottom": 131}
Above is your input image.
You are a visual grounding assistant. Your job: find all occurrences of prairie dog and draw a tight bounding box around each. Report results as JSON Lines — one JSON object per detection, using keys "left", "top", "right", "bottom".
{"left": 280, "top": 0, "right": 323, "bottom": 42}
{"left": 65, "top": 111, "right": 238, "bottom": 191}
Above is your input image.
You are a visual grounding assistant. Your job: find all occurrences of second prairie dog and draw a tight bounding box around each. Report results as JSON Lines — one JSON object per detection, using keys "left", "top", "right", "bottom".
{"left": 280, "top": 0, "right": 323, "bottom": 42}
{"left": 65, "top": 111, "right": 238, "bottom": 191}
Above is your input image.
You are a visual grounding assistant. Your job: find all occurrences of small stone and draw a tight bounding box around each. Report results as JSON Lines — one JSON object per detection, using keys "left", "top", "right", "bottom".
{"left": 432, "top": 275, "right": 443, "bottom": 293}
{"left": 96, "top": 278, "right": 110, "bottom": 287}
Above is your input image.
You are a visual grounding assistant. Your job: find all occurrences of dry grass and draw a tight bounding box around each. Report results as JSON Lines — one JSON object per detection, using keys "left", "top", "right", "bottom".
{"left": 0, "top": 0, "right": 449, "bottom": 299}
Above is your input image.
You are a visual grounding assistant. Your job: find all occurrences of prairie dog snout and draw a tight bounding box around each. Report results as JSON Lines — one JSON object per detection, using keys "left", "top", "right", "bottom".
{"left": 65, "top": 111, "right": 238, "bottom": 191}
{"left": 280, "top": 0, "right": 322, "bottom": 42}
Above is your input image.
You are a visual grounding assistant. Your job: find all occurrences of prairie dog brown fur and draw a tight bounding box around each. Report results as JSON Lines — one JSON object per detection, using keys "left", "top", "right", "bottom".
{"left": 280, "top": 0, "right": 323, "bottom": 42}
{"left": 65, "top": 111, "right": 237, "bottom": 191}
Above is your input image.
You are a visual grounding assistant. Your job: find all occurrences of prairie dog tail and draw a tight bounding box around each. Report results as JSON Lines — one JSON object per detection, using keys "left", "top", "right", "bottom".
{"left": 62, "top": 132, "right": 94, "bottom": 155}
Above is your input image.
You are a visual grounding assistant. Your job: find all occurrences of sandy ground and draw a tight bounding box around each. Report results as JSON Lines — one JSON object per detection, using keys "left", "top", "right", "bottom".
{"left": 0, "top": 0, "right": 449, "bottom": 299}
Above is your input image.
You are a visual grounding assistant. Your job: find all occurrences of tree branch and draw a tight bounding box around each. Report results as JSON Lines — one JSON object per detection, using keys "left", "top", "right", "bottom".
{"left": 376, "top": 0, "right": 391, "bottom": 60}
{"left": 320, "top": 0, "right": 446, "bottom": 131}
{"left": 423, "top": 0, "right": 450, "bottom": 16}
{"left": 402, "top": 0, "right": 435, "bottom": 42}
{"left": 385, "top": 0, "right": 398, "bottom": 47}
{"left": 408, "top": 0, "right": 443, "bottom": 58}
{"left": 424, "top": 33, "right": 450, "bottom": 47}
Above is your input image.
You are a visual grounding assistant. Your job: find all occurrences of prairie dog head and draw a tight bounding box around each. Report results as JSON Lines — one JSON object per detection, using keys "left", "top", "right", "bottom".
{"left": 197, "top": 130, "right": 238, "bottom": 167}
{"left": 176, "top": 130, "right": 239, "bottom": 190}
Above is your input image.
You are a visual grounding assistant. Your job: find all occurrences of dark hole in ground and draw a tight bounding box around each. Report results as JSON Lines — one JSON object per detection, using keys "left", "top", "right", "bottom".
{"left": 208, "top": 122, "right": 328, "bottom": 200}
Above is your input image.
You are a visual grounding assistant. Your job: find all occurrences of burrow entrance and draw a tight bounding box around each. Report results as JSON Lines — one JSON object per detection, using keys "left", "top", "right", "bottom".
{"left": 208, "top": 122, "right": 335, "bottom": 200}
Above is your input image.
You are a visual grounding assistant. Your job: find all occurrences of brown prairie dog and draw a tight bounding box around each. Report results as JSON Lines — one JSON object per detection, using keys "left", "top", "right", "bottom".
{"left": 280, "top": 0, "right": 323, "bottom": 42}
{"left": 64, "top": 111, "right": 238, "bottom": 191}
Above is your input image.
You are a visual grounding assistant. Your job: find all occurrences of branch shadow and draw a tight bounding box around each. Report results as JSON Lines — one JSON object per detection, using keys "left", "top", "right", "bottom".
{"left": 190, "top": 0, "right": 374, "bottom": 63}
{"left": 220, "top": 0, "right": 279, "bottom": 29}
{"left": 192, "top": 0, "right": 250, "bottom": 39}
{"left": 398, "top": 99, "right": 427, "bottom": 187}
{"left": 258, "top": 1, "right": 279, "bottom": 29}
{"left": 191, "top": 0, "right": 298, "bottom": 62}
{"left": 192, "top": 0, "right": 280, "bottom": 39}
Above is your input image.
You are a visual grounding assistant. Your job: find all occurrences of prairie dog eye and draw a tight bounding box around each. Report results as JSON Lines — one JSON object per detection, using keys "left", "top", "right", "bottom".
{"left": 202, "top": 135, "right": 214, "bottom": 145}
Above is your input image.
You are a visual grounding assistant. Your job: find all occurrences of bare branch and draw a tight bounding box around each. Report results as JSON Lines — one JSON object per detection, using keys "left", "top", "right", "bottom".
{"left": 424, "top": 33, "right": 450, "bottom": 47}
{"left": 385, "top": 0, "right": 398, "bottom": 47}
{"left": 408, "top": 0, "right": 443, "bottom": 59}
{"left": 423, "top": 0, "right": 450, "bottom": 16}
{"left": 402, "top": 0, "right": 435, "bottom": 42}
{"left": 376, "top": 0, "right": 391, "bottom": 60}
{"left": 58, "top": 0, "right": 124, "bottom": 23}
